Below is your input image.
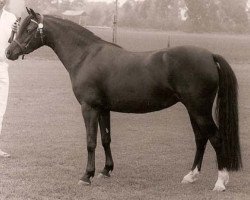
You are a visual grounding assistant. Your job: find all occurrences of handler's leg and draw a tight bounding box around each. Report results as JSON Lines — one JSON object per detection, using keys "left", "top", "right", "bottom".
{"left": 0, "top": 62, "right": 10, "bottom": 158}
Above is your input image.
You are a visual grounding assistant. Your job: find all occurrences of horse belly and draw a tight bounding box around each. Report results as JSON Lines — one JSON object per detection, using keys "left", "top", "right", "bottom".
{"left": 108, "top": 92, "right": 178, "bottom": 113}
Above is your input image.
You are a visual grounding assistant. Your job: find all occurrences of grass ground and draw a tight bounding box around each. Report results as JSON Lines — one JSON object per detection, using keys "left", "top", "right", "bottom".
{"left": 0, "top": 30, "right": 250, "bottom": 199}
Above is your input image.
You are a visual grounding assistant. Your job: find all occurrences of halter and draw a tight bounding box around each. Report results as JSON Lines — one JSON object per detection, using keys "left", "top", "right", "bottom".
{"left": 13, "top": 14, "right": 45, "bottom": 59}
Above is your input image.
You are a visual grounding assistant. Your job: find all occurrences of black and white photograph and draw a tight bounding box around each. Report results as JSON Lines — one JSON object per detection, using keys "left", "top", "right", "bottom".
{"left": 0, "top": 0, "right": 249, "bottom": 199}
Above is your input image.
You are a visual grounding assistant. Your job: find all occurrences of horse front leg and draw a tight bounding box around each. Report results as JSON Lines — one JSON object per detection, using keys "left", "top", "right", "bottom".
{"left": 79, "top": 103, "right": 99, "bottom": 185}
{"left": 97, "top": 110, "right": 114, "bottom": 178}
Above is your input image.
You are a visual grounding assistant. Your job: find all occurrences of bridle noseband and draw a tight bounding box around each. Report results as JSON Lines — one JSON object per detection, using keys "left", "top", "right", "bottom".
{"left": 13, "top": 14, "right": 45, "bottom": 59}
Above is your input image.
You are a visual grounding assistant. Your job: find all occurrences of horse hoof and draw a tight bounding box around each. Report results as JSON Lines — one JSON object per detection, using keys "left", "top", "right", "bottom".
{"left": 181, "top": 176, "right": 197, "bottom": 184}
{"left": 213, "top": 185, "right": 226, "bottom": 192}
{"left": 97, "top": 172, "right": 110, "bottom": 179}
{"left": 181, "top": 179, "right": 191, "bottom": 184}
{"left": 181, "top": 178, "right": 194, "bottom": 184}
{"left": 181, "top": 170, "right": 199, "bottom": 184}
{"left": 78, "top": 180, "right": 91, "bottom": 186}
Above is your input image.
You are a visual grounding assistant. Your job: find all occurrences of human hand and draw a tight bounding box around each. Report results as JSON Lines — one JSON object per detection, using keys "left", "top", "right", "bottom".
{"left": 11, "top": 20, "right": 20, "bottom": 33}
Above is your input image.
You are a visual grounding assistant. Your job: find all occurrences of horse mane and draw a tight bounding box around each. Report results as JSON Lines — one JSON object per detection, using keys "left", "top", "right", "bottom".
{"left": 45, "top": 15, "right": 122, "bottom": 48}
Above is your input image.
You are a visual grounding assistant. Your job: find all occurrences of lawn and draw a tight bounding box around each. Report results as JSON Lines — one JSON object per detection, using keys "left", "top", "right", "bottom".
{"left": 0, "top": 29, "right": 249, "bottom": 199}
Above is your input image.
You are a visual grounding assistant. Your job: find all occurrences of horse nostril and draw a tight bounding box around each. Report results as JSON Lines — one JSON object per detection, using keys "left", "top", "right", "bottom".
{"left": 5, "top": 49, "right": 12, "bottom": 58}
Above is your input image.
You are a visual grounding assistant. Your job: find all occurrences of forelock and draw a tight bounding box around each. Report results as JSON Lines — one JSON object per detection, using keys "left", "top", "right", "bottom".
{"left": 18, "top": 15, "right": 33, "bottom": 34}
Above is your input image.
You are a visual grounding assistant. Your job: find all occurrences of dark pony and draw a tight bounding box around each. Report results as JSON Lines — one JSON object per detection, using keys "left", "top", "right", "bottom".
{"left": 6, "top": 9, "right": 242, "bottom": 191}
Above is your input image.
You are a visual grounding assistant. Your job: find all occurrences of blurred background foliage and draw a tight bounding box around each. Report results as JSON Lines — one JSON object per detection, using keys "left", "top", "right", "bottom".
{"left": 23, "top": 0, "right": 250, "bottom": 33}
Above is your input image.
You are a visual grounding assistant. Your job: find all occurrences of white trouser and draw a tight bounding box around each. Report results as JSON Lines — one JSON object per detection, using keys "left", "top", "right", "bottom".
{"left": 0, "top": 62, "right": 9, "bottom": 135}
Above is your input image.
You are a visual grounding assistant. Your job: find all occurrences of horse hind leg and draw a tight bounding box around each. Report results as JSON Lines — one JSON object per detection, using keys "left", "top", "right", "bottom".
{"left": 192, "top": 106, "right": 229, "bottom": 191}
{"left": 97, "top": 110, "right": 114, "bottom": 178}
{"left": 181, "top": 115, "right": 208, "bottom": 184}
{"left": 210, "top": 132, "right": 229, "bottom": 191}
{"left": 182, "top": 103, "right": 229, "bottom": 191}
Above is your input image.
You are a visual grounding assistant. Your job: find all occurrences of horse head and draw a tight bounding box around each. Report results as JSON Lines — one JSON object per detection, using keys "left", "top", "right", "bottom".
{"left": 6, "top": 8, "right": 45, "bottom": 60}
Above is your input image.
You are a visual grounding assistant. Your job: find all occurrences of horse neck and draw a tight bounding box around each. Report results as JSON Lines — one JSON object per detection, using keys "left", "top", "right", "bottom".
{"left": 44, "top": 16, "right": 101, "bottom": 71}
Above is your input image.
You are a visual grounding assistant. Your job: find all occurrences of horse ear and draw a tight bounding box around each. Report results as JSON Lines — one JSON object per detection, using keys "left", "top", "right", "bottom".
{"left": 26, "top": 7, "right": 31, "bottom": 15}
{"left": 30, "top": 8, "right": 38, "bottom": 20}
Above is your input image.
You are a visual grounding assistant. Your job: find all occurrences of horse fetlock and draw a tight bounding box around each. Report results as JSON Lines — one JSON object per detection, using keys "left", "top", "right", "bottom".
{"left": 105, "top": 164, "right": 114, "bottom": 172}
{"left": 213, "top": 169, "right": 229, "bottom": 191}
{"left": 87, "top": 170, "right": 95, "bottom": 178}
{"left": 98, "top": 165, "right": 113, "bottom": 178}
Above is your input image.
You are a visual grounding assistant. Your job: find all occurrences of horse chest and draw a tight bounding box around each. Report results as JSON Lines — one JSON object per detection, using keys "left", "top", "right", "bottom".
{"left": 72, "top": 84, "right": 101, "bottom": 105}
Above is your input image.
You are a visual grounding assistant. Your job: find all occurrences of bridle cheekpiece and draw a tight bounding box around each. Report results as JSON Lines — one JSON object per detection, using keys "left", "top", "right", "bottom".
{"left": 13, "top": 14, "right": 45, "bottom": 59}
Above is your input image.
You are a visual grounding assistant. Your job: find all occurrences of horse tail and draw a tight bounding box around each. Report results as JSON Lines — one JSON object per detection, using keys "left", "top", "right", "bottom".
{"left": 213, "top": 54, "right": 242, "bottom": 171}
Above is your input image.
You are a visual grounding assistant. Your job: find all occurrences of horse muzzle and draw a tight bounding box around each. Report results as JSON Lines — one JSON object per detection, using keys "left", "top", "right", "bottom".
{"left": 5, "top": 44, "right": 21, "bottom": 61}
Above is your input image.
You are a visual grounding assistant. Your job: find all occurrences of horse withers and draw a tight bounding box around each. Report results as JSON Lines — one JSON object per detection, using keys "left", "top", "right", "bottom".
{"left": 6, "top": 8, "right": 242, "bottom": 191}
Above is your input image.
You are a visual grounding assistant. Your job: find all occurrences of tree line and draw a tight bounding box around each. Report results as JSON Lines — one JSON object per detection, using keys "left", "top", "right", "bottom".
{"left": 119, "top": 0, "right": 248, "bottom": 32}
{"left": 24, "top": 0, "right": 249, "bottom": 33}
